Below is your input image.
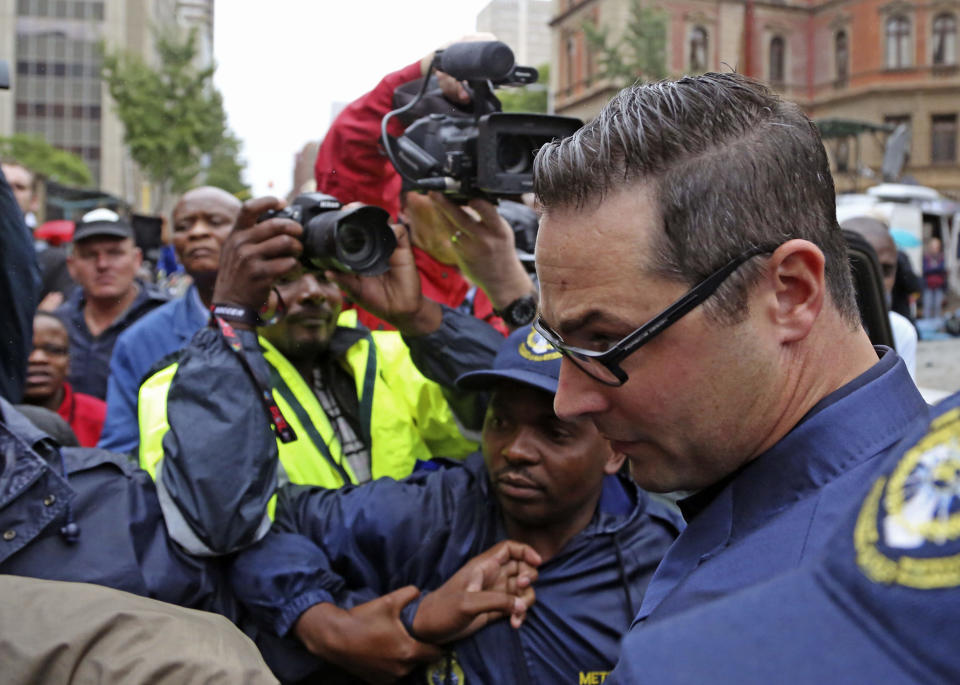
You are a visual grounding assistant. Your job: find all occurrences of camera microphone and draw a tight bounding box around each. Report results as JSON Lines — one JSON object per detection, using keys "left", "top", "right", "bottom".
{"left": 437, "top": 41, "right": 515, "bottom": 82}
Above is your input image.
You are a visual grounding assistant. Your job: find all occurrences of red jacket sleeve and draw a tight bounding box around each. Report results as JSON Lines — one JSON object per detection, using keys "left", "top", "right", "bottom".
{"left": 314, "top": 61, "right": 422, "bottom": 220}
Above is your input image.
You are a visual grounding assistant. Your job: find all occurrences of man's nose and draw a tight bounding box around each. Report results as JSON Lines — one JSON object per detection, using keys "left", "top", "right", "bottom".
{"left": 553, "top": 358, "right": 609, "bottom": 421}
{"left": 502, "top": 426, "right": 541, "bottom": 465}
{"left": 186, "top": 219, "right": 213, "bottom": 239}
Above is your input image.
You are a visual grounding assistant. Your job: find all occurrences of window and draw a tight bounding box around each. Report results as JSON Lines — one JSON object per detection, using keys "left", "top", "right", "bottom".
{"left": 565, "top": 31, "right": 575, "bottom": 91}
{"left": 690, "top": 26, "right": 709, "bottom": 72}
{"left": 769, "top": 36, "right": 785, "bottom": 85}
{"left": 933, "top": 13, "right": 957, "bottom": 66}
{"left": 835, "top": 31, "right": 849, "bottom": 85}
{"left": 886, "top": 15, "right": 911, "bottom": 69}
{"left": 931, "top": 114, "right": 957, "bottom": 164}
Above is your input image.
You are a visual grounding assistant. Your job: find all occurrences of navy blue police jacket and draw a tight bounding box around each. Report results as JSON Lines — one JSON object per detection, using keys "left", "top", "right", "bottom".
{"left": 627, "top": 348, "right": 927, "bottom": 633}
{"left": 0, "top": 398, "right": 235, "bottom": 618}
{"left": 231, "top": 452, "right": 683, "bottom": 684}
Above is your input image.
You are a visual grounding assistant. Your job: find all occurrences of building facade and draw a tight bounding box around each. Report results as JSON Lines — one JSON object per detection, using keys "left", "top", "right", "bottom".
{"left": 550, "top": 0, "right": 960, "bottom": 196}
{"left": 478, "top": 0, "right": 554, "bottom": 68}
{"left": 0, "top": 0, "right": 215, "bottom": 210}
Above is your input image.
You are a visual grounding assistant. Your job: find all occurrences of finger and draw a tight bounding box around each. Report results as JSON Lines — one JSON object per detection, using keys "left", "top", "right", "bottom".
{"left": 494, "top": 540, "right": 543, "bottom": 568}
{"left": 233, "top": 217, "right": 303, "bottom": 247}
{"left": 429, "top": 192, "right": 478, "bottom": 238}
{"left": 407, "top": 640, "right": 444, "bottom": 663}
{"left": 459, "top": 590, "right": 525, "bottom": 617}
{"left": 467, "top": 198, "right": 513, "bottom": 236}
{"left": 247, "top": 232, "right": 303, "bottom": 261}
{"left": 385, "top": 585, "right": 423, "bottom": 610}
{"left": 235, "top": 196, "right": 286, "bottom": 231}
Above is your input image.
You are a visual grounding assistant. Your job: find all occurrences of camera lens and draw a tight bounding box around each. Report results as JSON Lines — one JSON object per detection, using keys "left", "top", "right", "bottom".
{"left": 337, "top": 222, "right": 374, "bottom": 263}
{"left": 497, "top": 134, "right": 533, "bottom": 175}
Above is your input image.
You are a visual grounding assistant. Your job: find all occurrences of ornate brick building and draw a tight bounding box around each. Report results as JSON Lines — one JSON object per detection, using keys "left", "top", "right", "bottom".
{"left": 551, "top": 0, "right": 960, "bottom": 196}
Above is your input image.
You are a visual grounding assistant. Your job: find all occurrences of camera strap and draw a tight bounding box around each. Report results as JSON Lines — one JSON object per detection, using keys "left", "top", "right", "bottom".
{"left": 210, "top": 313, "right": 297, "bottom": 444}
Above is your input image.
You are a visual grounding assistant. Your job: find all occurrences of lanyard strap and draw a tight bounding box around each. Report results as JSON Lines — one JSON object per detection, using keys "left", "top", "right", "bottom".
{"left": 210, "top": 314, "right": 297, "bottom": 444}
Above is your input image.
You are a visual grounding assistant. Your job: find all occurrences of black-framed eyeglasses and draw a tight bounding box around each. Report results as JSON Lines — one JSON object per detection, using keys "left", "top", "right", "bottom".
{"left": 534, "top": 245, "right": 775, "bottom": 387}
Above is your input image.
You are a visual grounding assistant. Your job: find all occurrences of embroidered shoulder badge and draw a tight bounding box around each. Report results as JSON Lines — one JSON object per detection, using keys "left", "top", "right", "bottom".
{"left": 425, "top": 652, "right": 466, "bottom": 685}
{"left": 855, "top": 407, "right": 960, "bottom": 589}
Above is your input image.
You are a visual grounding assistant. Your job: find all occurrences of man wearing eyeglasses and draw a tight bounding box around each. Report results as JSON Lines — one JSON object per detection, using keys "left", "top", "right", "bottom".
{"left": 532, "top": 72, "right": 929, "bottom": 637}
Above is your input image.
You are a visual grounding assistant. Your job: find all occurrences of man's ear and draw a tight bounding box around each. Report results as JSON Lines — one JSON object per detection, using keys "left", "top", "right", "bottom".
{"left": 763, "top": 239, "right": 825, "bottom": 344}
{"left": 604, "top": 449, "right": 627, "bottom": 476}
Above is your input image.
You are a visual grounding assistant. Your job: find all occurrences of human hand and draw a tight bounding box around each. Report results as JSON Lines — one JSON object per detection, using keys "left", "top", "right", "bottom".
{"left": 294, "top": 586, "right": 442, "bottom": 684}
{"left": 211, "top": 197, "right": 302, "bottom": 323}
{"left": 430, "top": 193, "right": 536, "bottom": 314}
{"left": 421, "top": 32, "right": 498, "bottom": 105}
{"left": 412, "top": 540, "right": 541, "bottom": 644}
{"left": 327, "top": 222, "right": 442, "bottom": 337}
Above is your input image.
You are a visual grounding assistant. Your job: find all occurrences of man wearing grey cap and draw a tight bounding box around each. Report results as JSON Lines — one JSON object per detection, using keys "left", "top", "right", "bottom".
{"left": 56, "top": 210, "right": 168, "bottom": 399}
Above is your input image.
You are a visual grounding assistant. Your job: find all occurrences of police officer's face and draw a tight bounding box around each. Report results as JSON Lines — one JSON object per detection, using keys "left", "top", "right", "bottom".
{"left": 536, "top": 183, "right": 777, "bottom": 493}
{"left": 482, "top": 383, "right": 623, "bottom": 531}
{"left": 261, "top": 267, "right": 343, "bottom": 360}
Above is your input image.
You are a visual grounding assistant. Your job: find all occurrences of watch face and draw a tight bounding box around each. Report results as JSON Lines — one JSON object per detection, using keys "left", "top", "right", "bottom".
{"left": 508, "top": 297, "right": 537, "bottom": 326}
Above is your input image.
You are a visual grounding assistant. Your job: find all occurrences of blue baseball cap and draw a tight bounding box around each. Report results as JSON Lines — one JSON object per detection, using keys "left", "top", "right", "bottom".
{"left": 456, "top": 324, "right": 562, "bottom": 394}
{"left": 610, "top": 392, "right": 960, "bottom": 683}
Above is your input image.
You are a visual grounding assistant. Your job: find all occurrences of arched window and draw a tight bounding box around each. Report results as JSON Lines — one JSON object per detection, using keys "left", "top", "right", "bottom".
{"left": 690, "top": 26, "right": 708, "bottom": 72}
{"left": 835, "top": 30, "right": 849, "bottom": 84}
{"left": 933, "top": 13, "right": 957, "bottom": 66}
{"left": 885, "top": 15, "right": 911, "bottom": 69}
{"left": 769, "top": 36, "right": 785, "bottom": 84}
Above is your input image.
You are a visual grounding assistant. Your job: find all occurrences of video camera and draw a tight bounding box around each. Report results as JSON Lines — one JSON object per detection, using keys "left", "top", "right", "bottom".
{"left": 382, "top": 41, "right": 582, "bottom": 202}
{"left": 260, "top": 193, "right": 397, "bottom": 276}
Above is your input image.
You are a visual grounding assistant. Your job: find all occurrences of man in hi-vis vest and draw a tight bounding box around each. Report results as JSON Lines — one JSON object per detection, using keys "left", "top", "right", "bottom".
{"left": 138, "top": 196, "right": 515, "bottom": 556}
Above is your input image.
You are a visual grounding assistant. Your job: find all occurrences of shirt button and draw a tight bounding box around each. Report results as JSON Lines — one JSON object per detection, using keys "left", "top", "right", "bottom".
{"left": 43, "top": 494, "right": 57, "bottom": 506}
{"left": 3, "top": 530, "right": 16, "bottom": 541}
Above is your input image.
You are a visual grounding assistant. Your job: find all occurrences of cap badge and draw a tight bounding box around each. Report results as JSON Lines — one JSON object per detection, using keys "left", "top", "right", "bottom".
{"left": 519, "top": 329, "right": 562, "bottom": 362}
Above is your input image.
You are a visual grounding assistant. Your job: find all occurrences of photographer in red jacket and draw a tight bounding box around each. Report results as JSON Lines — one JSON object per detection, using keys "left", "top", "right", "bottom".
{"left": 313, "top": 36, "right": 538, "bottom": 335}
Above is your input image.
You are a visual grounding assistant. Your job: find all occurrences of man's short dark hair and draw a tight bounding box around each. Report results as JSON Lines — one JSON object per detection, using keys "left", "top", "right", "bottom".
{"left": 534, "top": 72, "right": 858, "bottom": 326}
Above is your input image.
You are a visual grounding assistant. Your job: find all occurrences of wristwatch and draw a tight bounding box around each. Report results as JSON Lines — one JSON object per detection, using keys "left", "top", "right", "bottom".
{"left": 495, "top": 294, "right": 538, "bottom": 328}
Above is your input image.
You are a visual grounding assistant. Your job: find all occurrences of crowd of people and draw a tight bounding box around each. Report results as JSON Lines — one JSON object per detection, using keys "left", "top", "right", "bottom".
{"left": 1, "top": 36, "right": 959, "bottom": 685}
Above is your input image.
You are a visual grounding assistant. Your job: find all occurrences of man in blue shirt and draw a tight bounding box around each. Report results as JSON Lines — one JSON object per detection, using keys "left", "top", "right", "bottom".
{"left": 229, "top": 324, "right": 681, "bottom": 683}
{"left": 99, "top": 186, "right": 240, "bottom": 453}
{"left": 532, "top": 71, "right": 929, "bottom": 653}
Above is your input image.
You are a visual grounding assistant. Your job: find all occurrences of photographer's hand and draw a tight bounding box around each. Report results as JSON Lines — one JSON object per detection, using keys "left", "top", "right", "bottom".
{"left": 430, "top": 193, "right": 537, "bottom": 320}
{"left": 328, "top": 223, "right": 443, "bottom": 337}
{"left": 211, "top": 196, "right": 303, "bottom": 328}
{"left": 421, "top": 32, "right": 497, "bottom": 105}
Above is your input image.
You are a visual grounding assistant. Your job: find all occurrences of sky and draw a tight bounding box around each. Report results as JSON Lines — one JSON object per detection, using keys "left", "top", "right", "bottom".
{"left": 213, "top": 0, "right": 492, "bottom": 198}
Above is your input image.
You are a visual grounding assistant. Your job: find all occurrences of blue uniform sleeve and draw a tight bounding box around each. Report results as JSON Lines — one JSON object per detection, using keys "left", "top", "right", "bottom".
{"left": 403, "top": 305, "right": 502, "bottom": 432}
{"left": 158, "top": 326, "right": 279, "bottom": 555}
{"left": 0, "top": 167, "right": 40, "bottom": 403}
{"left": 97, "top": 332, "right": 143, "bottom": 454}
{"left": 230, "top": 464, "right": 476, "bottom": 637}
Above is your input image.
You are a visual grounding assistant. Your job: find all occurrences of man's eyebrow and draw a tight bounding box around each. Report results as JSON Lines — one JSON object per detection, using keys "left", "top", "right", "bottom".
{"left": 547, "top": 309, "right": 636, "bottom": 337}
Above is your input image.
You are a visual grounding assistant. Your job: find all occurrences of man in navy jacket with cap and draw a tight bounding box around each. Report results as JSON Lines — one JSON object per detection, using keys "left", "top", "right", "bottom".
{"left": 230, "top": 324, "right": 682, "bottom": 684}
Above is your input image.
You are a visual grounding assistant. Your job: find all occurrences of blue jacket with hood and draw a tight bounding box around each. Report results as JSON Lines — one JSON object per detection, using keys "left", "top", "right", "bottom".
{"left": 231, "top": 452, "right": 683, "bottom": 684}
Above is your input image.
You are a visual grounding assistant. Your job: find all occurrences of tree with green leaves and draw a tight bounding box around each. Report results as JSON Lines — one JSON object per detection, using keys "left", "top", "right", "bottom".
{"left": 582, "top": 0, "right": 668, "bottom": 86}
{"left": 498, "top": 64, "right": 550, "bottom": 114}
{"left": 0, "top": 133, "right": 92, "bottom": 186}
{"left": 101, "top": 28, "right": 248, "bottom": 211}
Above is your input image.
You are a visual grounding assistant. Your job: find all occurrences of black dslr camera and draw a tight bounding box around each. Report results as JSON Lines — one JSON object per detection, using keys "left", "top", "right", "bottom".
{"left": 383, "top": 41, "right": 582, "bottom": 201}
{"left": 261, "top": 193, "right": 397, "bottom": 276}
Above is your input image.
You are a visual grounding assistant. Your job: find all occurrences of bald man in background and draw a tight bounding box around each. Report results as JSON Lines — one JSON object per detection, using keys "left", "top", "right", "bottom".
{"left": 98, "top": 186, "right": 241, "bottom": 454}
{"left": 841, "top": 215, "right": 918, "bottom": 381}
